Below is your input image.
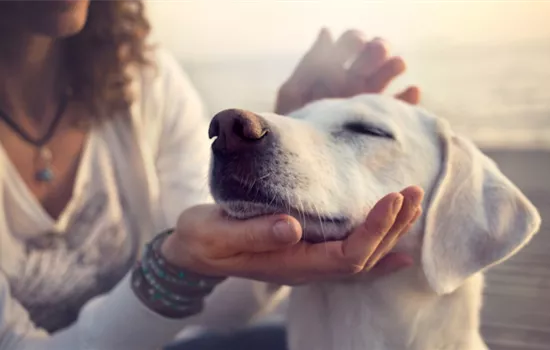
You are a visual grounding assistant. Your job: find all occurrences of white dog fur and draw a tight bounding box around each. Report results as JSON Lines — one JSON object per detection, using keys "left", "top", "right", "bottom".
{"left": 207, "top": 94, "right": 541, "bottom": 350}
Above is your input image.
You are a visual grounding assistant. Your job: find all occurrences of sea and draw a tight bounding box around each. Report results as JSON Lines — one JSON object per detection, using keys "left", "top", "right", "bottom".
{"left": 181, "top": 42, "right": 550, "bottom": 150}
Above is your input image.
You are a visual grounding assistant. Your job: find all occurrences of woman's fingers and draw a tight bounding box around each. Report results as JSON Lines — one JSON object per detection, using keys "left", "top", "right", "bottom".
{"left": 333, "top": 29, "right": 368, "bottom": 66}
{"left": 225, "top": 192, "right": 404, "bottom": 282}
{"left": 210, "top": 210, "right": 303, "bottom": 257}
{"left": 308, "top": 29, "right": 367, "bottom": 101}
{"left": 275, "top": 29, "right": 419, "bottom": 115}
{"left": 167, "top": 185, "right": 423, "bottom": 285}
{"left": 276, "top": 188, "right": 422, "bottom": 281}
{"left": 341, "top": 192, "right": 404, "bottom": 267}
{"left": 171, "top": 205, "right": 302, "bottom": 264}
{"left": 364, "top": 186, "right": 424, "bottom": 270}
{"left": 345, "top": 39, "right": 389, "bottom": 95}
{"left": 362, "top": 56, "right": 407, "bottom": 94}
{"left": 395, "top": 86, "right": 421, "bottom": 105}
{"left": 290, "top": 28, "right": 333, "bottom": 85}
{"left": 274, "top": 29, "right": 333, "bottom": 114}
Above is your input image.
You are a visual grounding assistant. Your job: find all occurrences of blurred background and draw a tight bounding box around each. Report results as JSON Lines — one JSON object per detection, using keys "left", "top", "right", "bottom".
{"left": 146, "top": 1, "right": 549, "bottom": 349}
{"left": 147, "top": 0, "right": 550, "bottom": 150}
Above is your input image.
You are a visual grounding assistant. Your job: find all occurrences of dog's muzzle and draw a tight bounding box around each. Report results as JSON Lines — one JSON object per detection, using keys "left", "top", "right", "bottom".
{"left": 208, "top": 109, "right": 287, "bottom": 203}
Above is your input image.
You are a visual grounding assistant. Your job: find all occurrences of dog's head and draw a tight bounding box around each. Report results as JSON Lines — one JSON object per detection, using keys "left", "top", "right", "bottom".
{"left": 208, "top": 94, "right": 540, "bottom": 294}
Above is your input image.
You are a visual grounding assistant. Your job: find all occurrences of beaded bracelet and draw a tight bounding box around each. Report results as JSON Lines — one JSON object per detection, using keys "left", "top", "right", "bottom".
{"left": 131, "top": 229, "right": 226, "bottom": 319}
{"left": 148, "top": 230, "right": 225, "bottom": 289}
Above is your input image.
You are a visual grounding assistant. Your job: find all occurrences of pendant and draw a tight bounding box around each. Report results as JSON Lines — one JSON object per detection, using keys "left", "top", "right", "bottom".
{"left": 35, "top": 168, "right": 54, "bottom": 182}
{"left": 35, "top": 148, "right": 54, "bottom": 182}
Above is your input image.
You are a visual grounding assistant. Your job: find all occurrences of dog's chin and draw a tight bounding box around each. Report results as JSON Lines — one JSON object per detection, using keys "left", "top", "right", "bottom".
{"left": 218, "top": 200, "right": 351, "bottom": 243}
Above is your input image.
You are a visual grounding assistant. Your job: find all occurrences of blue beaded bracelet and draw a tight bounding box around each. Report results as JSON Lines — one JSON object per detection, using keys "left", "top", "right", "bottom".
{"left": 131, "top": 229, "right": 226, "bottom": 318}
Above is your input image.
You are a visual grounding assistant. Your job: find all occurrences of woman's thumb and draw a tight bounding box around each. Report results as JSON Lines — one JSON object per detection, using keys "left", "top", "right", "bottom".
{"left": 224, "top": 215, "right": 303, "bottom": 253}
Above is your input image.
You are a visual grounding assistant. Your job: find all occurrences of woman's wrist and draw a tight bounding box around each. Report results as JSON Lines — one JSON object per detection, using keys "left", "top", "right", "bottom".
{"left": 131, "top": 229, "right": 226, "bottom": 319}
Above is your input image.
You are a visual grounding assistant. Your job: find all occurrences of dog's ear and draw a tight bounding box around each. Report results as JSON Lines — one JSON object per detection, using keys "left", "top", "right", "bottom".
{"left": 421, "top": 123, "right": 541, "bottom": 295}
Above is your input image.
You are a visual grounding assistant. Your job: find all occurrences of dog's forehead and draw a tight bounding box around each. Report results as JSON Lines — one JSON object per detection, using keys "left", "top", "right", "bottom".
{"left": 290, "top": 94, "right": 423, "bottom": 130}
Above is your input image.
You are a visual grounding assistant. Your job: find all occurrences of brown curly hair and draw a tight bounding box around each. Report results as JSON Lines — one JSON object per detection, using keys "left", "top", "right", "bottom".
{"left": 66, "top": 0, "right": 152, "bottom": 119}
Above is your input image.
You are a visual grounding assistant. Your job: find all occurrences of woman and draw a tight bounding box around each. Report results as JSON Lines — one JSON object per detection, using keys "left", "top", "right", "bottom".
{"left": 0, "top": 1, "right": 423, "bottom": 349}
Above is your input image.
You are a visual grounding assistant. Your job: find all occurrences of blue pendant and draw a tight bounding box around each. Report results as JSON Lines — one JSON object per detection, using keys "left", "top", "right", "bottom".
{"left": 35, "top": 168, "right": 54, "bottom": 182}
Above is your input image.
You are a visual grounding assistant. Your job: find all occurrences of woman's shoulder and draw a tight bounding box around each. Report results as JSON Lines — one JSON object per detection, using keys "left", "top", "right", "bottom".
{"left": 127, "top": 46, "right": 208, "bottom": 150}
{"left": 132, "top": 47, "right": 207, "bottom": 117}
{"left": 141, "top": 47, "right": 195, "bottom": 92}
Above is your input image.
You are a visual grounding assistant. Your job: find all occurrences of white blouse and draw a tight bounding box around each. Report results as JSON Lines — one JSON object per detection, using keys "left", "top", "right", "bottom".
{"left": 0, "top": 48, "right": 267, "bottom": 350}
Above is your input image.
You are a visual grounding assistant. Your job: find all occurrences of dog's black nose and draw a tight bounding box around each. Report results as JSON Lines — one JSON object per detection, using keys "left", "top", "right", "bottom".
{"left": 209, "top": 109, "right": 270, "bottom": 154}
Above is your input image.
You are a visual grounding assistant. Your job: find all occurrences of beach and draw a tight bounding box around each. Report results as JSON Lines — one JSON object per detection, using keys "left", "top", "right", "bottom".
{"left": 481, "top": 149, "right": 550, "bottom": 350}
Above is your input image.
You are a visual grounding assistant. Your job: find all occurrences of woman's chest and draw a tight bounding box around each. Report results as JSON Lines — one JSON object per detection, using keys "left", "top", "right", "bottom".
{"left": 0, "top": 128, "right": 144, "bottom": 332}
{"left": 0, "top": 122, "right": 89, "bottom": 220}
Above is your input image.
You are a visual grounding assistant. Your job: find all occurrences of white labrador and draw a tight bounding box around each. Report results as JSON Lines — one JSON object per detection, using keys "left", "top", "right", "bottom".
{"left": 207, "top": 94, "right": 541, "bottom": 350}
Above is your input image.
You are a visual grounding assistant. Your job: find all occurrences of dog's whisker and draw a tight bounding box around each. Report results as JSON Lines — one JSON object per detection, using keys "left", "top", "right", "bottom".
{"left": 258, "top": 172, "right": 271, "bottom": 181}
{"left": 297, "top": 195, "right": 307, "bottom": 239}
{"left": 312, "top": 203, "right": 329, "bottom": 255}
{"left": 286, "top": 192, "right": 292, "bottom": 218}
{"left": 268, "top": 191, "right": 278, "bottom": 208}
{"left": 249, "top": 177, "right": 256, "bottom": 192}
{"left": 311, "top": 203, "right": 326, "bottom": 237}
{"left": 243, "top": 174, "right": 252, "bottom": 196}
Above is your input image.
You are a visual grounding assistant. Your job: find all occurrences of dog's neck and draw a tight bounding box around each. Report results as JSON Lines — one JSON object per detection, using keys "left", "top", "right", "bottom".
{"left": 286, "top": 266, "right": 487, "bottom": 350}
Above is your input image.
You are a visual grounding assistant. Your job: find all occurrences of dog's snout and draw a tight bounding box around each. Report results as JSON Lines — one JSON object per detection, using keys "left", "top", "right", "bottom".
{"left": 209, "top": 109, "right": 270, "bottom": 154}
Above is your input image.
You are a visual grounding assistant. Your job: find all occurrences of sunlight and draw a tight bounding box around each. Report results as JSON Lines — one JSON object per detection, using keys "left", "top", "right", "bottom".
{"left": 146, "top": 0, "right": 550, "bottom": 58}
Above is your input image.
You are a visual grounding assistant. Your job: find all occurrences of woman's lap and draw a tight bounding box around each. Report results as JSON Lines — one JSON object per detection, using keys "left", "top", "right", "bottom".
{"left": 165, "top": 325, "right": 288, "bottom": 350}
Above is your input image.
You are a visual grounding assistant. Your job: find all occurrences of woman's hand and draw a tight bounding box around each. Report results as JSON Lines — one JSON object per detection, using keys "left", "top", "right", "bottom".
{"left": 275, "top": 28, "right": 421, "bottom": 115}
{"left": 161, "top": 186, "right": 424, "bottom": 286}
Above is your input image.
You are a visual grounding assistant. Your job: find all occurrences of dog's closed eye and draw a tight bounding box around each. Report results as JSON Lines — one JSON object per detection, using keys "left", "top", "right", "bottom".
{"left": 343, "top": 121, "right": 394, "bottom": 139}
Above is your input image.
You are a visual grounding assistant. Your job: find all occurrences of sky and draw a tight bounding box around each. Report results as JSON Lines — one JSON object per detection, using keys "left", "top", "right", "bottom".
{"left": 145, "top": 0, "right": 550, "bottom": 59}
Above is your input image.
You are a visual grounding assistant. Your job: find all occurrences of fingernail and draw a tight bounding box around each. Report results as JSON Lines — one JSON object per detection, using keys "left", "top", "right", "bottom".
{"left": 273, "top": 220, "right": 298, "bottom": 243}
{"left": 392, "top": 194, "right": 404, "bottom": 214}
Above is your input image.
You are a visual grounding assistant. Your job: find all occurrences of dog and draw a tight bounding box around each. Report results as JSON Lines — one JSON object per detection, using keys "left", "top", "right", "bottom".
{"left": 207, "top": 94, "right": 541, "bottom": 350}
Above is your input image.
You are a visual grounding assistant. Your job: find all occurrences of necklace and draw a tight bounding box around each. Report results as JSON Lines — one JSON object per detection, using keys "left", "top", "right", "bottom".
{"left": 0, "top": 92, "right": 70, "bottom": 183}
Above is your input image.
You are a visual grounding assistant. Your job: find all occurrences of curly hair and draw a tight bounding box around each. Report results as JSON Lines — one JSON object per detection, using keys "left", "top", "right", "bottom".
{"left": 66, "top": 0, "right": 152, "bottom": 119}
